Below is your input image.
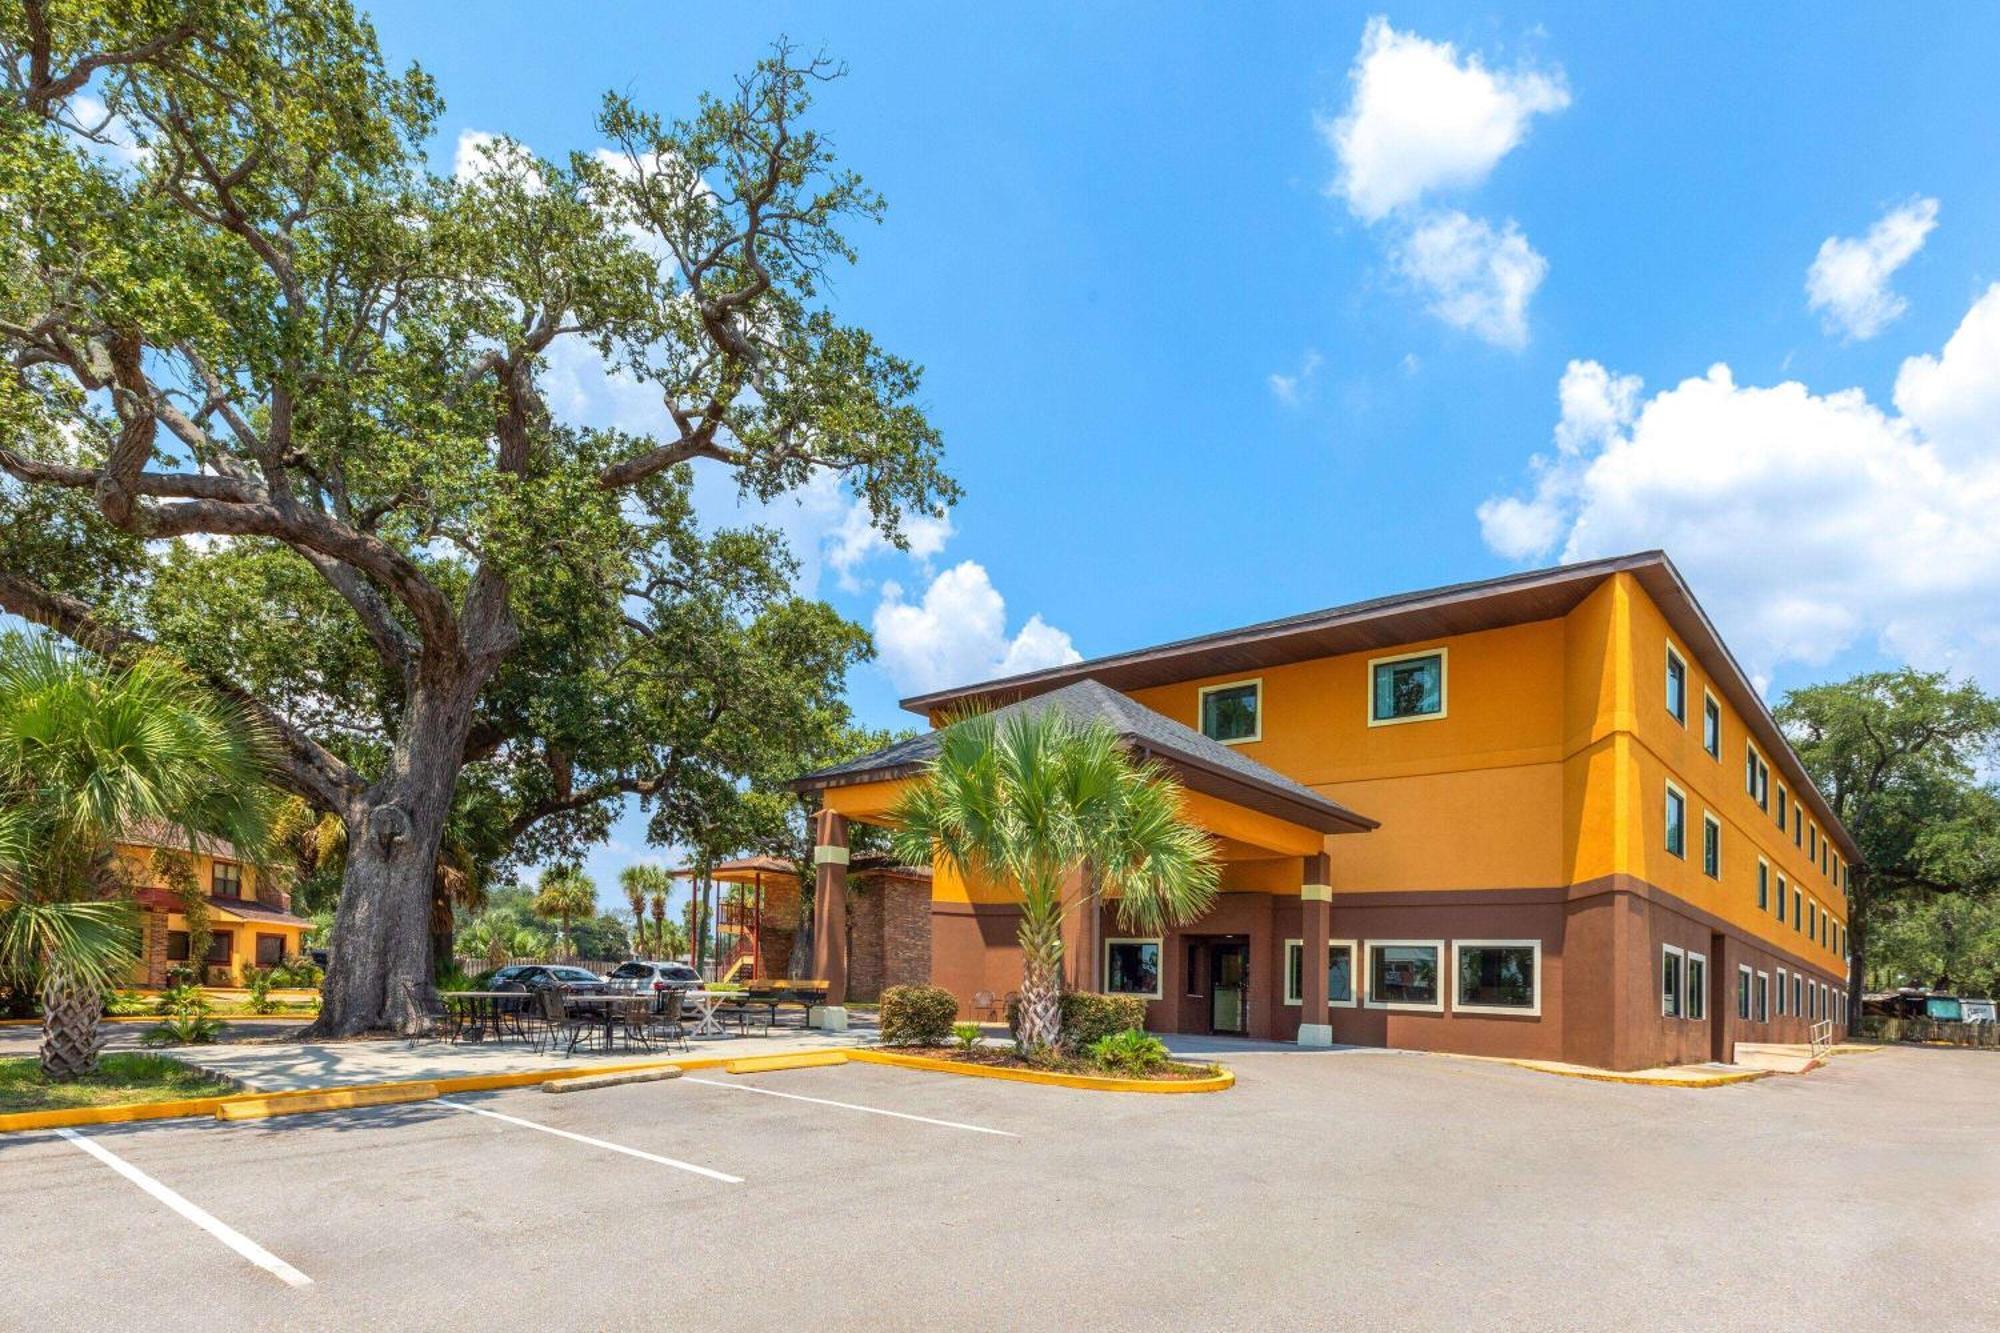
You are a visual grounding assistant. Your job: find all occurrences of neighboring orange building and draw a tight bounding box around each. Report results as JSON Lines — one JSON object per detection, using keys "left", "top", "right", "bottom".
{"left": 794, "top": 552, "right": 1855, "bottom": 1070}
{"left": 117, "top": 823, "right": 314, "bottom": 987}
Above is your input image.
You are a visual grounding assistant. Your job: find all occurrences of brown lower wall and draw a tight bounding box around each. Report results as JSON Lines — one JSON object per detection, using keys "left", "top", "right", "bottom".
{"left": 925, "top": 875, "right": 1848, "bottom": 1070}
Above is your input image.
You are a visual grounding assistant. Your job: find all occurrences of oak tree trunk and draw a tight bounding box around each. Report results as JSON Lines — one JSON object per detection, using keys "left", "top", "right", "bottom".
{"left": 308, "top": 671, "right": 484, "bottom": 1037}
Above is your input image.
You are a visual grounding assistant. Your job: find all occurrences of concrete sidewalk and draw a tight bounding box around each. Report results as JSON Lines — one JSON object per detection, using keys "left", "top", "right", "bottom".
{"left": 170, "top": 1025, "right": 878, "bottom": 1092}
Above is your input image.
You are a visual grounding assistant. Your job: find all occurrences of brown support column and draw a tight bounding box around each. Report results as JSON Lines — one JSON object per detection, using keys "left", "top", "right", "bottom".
{"left": 810, "top": 810, "right": 851, "bottom": 1030}
{"left": 1299, "top": 851, "right": 1333, "bottom": 1046}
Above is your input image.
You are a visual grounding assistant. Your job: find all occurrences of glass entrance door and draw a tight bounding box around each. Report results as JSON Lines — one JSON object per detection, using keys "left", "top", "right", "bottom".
{"left": 1210, "top": 940, "right": 1249, "bottom": 1035}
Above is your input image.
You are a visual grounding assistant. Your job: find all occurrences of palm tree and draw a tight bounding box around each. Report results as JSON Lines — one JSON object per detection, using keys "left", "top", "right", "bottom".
{"left": 0, "top": 637, "right": 276, "bottom": 1078}
{"left": 531, "top": 867, "right": 597, "bottom": 958}
{"left": 891, "top": 707, "right": 1219, "bottom": 1051}
{"left": 620, "top": 865, "right": 671, "bottom": 957}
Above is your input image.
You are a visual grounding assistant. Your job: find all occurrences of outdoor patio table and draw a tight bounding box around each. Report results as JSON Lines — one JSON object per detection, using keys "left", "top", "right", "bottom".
{"left": 560, "top": 993, "right": 653, "bottom": 1054}
{"left": 438, "top": 990, "right": 524, "bottom": 1043}
{"left": 680, "top": 990, "right": 740, "bottom": 1038}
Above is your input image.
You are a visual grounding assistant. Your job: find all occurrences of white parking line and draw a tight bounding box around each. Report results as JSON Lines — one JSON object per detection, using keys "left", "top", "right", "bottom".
{"left": 681, "top": 1077, "right": 1019, "bottom": 1137}
{"left": 54, "top": 1128, "right": 312, "bottom": 1288}
{"left": 438, "top": 1098, "right": 743, "bottom": 1183}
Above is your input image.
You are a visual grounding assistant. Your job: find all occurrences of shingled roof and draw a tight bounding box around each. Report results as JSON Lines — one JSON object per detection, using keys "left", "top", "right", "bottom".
{"left": 793, "top": 678, "right": 1375, "bottom": 836}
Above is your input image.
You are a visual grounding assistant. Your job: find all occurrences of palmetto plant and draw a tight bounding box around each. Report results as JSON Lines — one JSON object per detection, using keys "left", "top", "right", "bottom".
{"left": 531, "top": 867, "right": 597, "bottom": 957}
{"left": 891, "top": 707, "right": 1218, "bottom": 1052}
{"left": 0, "top": 637, "right": 276, "bottom": 1079}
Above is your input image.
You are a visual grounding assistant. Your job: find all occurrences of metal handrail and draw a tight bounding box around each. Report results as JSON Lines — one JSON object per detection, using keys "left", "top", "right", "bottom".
{"left": 1809, "top": 1019, "right": 1834, "bottom": 1060}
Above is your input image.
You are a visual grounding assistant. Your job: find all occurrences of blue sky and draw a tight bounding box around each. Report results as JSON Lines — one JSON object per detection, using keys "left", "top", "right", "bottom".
{"left": 270, "top": 7, "right": 2000, "bottom": 909}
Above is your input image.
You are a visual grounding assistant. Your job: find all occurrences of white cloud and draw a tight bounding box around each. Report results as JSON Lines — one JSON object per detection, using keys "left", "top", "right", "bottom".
{"left": 1391, "top": 211, "right": 1547, "bottom": 350}
{"left": 1478, "top": 284, "right": 2000, "bottom": 683}
{"left": 1805, "top": 198, "right": 1939, "bottom": 341}
{"left": 1268, "top": 349, "right": 1324, "bottom": 406}
{"left": 871, "top": 561, "right": 1081, "bottom": 695}
{"left": 825, "top": 499, "right": 955, "bottom": 592}
{"left": 1324, "top": 17, "right": 1568, "bottom": 223}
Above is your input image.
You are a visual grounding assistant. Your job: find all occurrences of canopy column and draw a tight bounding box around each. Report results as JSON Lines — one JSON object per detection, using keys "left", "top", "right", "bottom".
{"left": 809, "top": 809, "right": 850, "bottom": 1030}
{"left": 1299, "top": 851, "right": 1333, "bottom": 1047}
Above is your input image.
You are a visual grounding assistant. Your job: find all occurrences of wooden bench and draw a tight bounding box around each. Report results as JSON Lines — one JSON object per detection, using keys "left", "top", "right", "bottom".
{"left": 727, "top": 979, "right": 832, "bottom": 1029}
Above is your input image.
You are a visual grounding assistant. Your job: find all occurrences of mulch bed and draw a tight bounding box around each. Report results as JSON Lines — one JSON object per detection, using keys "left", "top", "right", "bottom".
{"left": 886, "top": 1044, "right": 1221, "bottom": 1081}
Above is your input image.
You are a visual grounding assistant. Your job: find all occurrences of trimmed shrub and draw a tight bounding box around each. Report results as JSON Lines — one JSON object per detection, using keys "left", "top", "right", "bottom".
{"left": 880, "top": 984, "right": 959, "bottom": 1046}
{"left": 1087, "top": 1028, "right": 1170, "bottom": 1076}
{"left": 1005, "top": 991, "right": 1151, "bottom": 1054}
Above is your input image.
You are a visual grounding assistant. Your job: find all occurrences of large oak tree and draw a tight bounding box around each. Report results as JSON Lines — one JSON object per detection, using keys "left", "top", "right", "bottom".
{"left": 0, "top": 2, "right": 953, "bottom": 1032}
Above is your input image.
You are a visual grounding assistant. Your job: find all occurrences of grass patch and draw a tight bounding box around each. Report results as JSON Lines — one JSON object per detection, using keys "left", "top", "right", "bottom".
{"left": 0, "top": 1053, "right": 237, "bottom": 1113}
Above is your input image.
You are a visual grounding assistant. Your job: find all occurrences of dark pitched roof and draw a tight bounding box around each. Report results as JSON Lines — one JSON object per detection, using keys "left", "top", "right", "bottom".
{"left": 889, "top": 551, "right": 1857, "bottom": 864}
{"left": 119, "top": 819, "right": 254, "bottom": 863}
{"left": 210, "top": 896, "right": 313, "bottom": 927}
{"left": 794, "top": 679, "right": 1376, "bottom": 836}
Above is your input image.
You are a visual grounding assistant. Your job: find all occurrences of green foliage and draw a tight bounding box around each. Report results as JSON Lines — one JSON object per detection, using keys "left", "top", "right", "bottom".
{"left": 879, "top": 983, "right": 959, "bottom": 1046}
{"left": 530, "top": 867, "right": 597, "bottom": 949}
{"left": 142, "top": 982, "right": 220, "bottom": 1046}
{"left": 952, "top": 1022, "right": 984, "bottom": 1051}
{"left": 0, "top": 1053, "right": 238, "bottom": 1114}
{"left": 1005, "top": 991, "right": 1150, "bottom": 1055}
{"left": 240, "top": 965, "right": 278, "bottom": 1014}
{"left": 1086, "top": 1029, "right": 1171, "bottom": 1076}
{"left": 891, "top": 707, "right": 1218, "bottom": 1051}
{"left": 268, "top": 955, "right": 324, "bottom": 988}
{"left": 1868, "top": 893, "right": 2000, "bottom": 996}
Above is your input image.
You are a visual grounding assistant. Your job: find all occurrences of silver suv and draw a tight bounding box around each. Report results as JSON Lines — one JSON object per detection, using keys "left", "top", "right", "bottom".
{"left": 605, "top": 960, "right": 702, "bottom": 1012}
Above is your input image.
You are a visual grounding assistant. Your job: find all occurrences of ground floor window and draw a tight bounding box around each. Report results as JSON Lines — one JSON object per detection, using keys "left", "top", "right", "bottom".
{"left": 1736, "top": 964, "right": 1751, "bottom": 1020}
{"left": 1776, "top": 968, "right": 1787, "bottom": 1015}
{"left": 205, "top": 931, "right": 231, "bottom": 966}
{"left": 1686, "top": 952, "right": 1707, "bottom": 1021}
{"left": 1756, "top": 971, "right": 1770, "bottom": 1023}
{"left": 1366, "top": 942, "right": 1442, "bottom": 1011}
{"left": 1663, "top": 944, "right": 1685, "bottom": 1018}
{"left": 1453, "top": 940, "right": 1541, "bottom": 1016}
{"left": 255, "top": 934, "right": 285, "bottom": 967}
{"left": 1792, "top": 973, "right": 1802, "bottom": 1014}
{"left": 1104, "top": 939, "right": 1162, "bottom": 999}
{"left": 166, "top": 930, "right": 190, "bottom": 962}
{"left": 1282, "top": 939, "right": 1357, "bottom": 1007}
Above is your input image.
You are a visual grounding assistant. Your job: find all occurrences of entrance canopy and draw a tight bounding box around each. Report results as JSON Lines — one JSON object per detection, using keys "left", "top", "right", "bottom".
{"left": 791, "top": 678, "right": 1376, "bottom": 859}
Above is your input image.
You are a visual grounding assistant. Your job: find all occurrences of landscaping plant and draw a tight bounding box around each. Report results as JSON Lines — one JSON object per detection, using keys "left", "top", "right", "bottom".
{"left": 0, "top": 638, "right": 274, "bottom": 1079}
{"left": 242, "top": 966, "right": 279, "bottom": 1015}
{"left": 890, "top": 705, "right": 1219, "bottom": 1053}
{"left": 1086, "top": 1029, "right": 1171, "bottom": 1077}
{"left": 141, "top": 984, "right": 222, "bottom": 1047}
{"left": 879, "top": 984, "right": 959, "bottom": 1046}
{"left": 952, "top": 1022, "right": 984, "bottom": 1051}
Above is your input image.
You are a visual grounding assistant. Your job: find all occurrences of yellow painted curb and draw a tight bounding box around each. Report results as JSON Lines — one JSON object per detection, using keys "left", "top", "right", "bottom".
{"left": 850, "top": 1048, "right": 1234, "bottom": 1094}
{"left": 725, "top": 1051, "right": 851, "bottom": 1075}
{"left": 217, "top": 1083, "right": 439, "bottom": 1121}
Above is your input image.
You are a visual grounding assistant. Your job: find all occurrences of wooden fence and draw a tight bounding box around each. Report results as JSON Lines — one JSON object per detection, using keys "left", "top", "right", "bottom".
{"left": 1860, "top": 1016, "right": 2000, "bottom": 1048}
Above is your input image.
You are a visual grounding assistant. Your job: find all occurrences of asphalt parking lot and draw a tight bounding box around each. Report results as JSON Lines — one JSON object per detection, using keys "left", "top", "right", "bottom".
{"left": 2, "top": 1043, "right": 1994, "bottom": 1332}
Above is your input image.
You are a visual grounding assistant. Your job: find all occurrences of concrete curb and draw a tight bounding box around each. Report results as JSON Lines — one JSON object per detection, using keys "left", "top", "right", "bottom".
{"left": 542, "top": 1067, "right": 684, "bottom": 1093}
{"left": 1503, "top": 1060, "right": 1771, "bottom": 1089}
{"left": 724, "top": 1051, "right": 850, "bottom": 1074}
{"left": 850, "top": 1048, "right": 1235, "bottom": 1094}
{"left": 218, "top": 1083, "right": 440, "bottom": 1120}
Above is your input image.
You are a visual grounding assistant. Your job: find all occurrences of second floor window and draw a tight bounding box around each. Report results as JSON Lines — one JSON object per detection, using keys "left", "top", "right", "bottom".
{"left": 1702, "top": 815, "right": 1721, "bottom": 878}
{"left": 1665, "top": 785, "right": 1687, "bottom": 858}
{"left": 1665, "top": 647, "right": 1687, "bottom": 724}
{"left": 1745, "top": 745, "right": 1769, "bottom": 811}
{"left": 1198, "top": 680, "right": 1260, "bottom": 744}
{"left": 211, "top": 861, "right": 243, "bottom": 899}
{"left": 1703, "top": 695, "right": 1721, "bottom": 757}
{"left": 1368, "top": 650, "right": 1445, "bottom": 725}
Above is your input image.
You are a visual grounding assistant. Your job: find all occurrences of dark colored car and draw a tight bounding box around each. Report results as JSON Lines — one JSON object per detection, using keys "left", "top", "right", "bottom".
{"left": 605, "top": 960, "right": 701, "bottom": 1012}
{"left": 483, "top": 964, "right": 607, "bottom": 995}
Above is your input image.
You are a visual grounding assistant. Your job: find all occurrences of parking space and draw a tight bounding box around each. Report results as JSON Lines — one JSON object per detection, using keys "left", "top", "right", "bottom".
{"left": 3, "top": 1046, "right": 1996, "bottom": 1330}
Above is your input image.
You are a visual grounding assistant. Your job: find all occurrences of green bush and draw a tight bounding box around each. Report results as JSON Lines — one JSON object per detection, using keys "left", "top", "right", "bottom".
{"left": 879, "top": 984, "right": 959, "bottom": 1046}
{"left": 270, "top": 956, "right": 324, "bottom": 988}
{"left": 1005, "top": 991, "right": 1151, "bottom": 1053}
{"left": 1087, "top": 1028, "right": 1170, "bottom": 1076}
{"left": 952, "top": 1022, "right": 984, "bottom": 1051}
{"left": 241, "top": 966, "right": 278, "bottom": 1014}
{"left": 142, "top": 983, "right": 221, "bottom": 1046}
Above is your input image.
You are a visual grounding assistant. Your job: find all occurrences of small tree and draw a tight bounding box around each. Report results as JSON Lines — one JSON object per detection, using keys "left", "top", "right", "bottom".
{"left": 891, "top": 708, "right": 1218, "bottom": 1051}
{"left": 531, "top": 868, "right": 596, "bottom": 958}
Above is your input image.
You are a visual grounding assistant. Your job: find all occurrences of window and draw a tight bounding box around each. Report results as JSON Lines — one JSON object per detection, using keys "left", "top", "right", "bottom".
{"left": 1792, "top": 973, "right": 1802, "bottom": 1015}
{"left": 1776, "top": 967, "right": 1787, "bottom": 1015}
{"left": 1198, "top": 680, "right": 1261, "bottom": 744}
{"left": 1686, "top": 952, "right": 1707, "bottom": 1021}
{"left": 1808, "top": 900, "right": 1817, "bottom": 939}
{"left": 1104, "top": 939, "right": 1162, "bottom": 999}
{"left": 1746, "top": 744, "right": 1769, "bottom": 811}
{"left": 1809, "top": 825, "right": 1818, "bottom": 860}
{"left": 1756, "top": 971, "right": 1770, "bottom": 1023}
{"left": 1663, "top": 944, "right": 1685, "bottom": 1018}
{"left": 211, "top": 861, "right": 243, "bottom": 899}
{"left": 1734, "top": 963, "right": 1749, "bottom": 1020}
{"left": 1282, "top": 939, "right": 1356, "bottom": 1007}
{"left": 1777, "top": 786, "right": 1788, "bottom": 832}
{"left": 166, "top": 930, "right": 190, "bottom": 962}
{"left": 1776, "top": 875, "right": 1788, "bottom": 923}
{"left": 204, "top": 931, "right": 231, "bottom": 965}
{"left": 1365, "top": 941, "right": 1443, "bottom": 1010}
{"left": 1757, "top": 859, "right": 1770, "bottom": 911}
{"left": 1665, "top": 646, "right": 1687, "bottom": 723}
{"left": 1368, "top": 650, "right": 1446, "bottom": 726}
{"left": 1664, "top": 784, "right": 1687, "bottom": 858}
{"left": 1794, "top": 815, "right": 1802, "bottom": 848}
{"left": 1703, "top": 693, "right": 1721, "bottom": 757}
{"left": 1793, "top": 888, "right": 1802, "bottom": 930}
{"left": 1840, "top": 925, "right": 1847, "bottom": 958}
{"left": 1822, "top": 845, "right": 1830, "bottom": 877}
{"left": 255, "top": 934, "right": 285, "bottom": 967}
{"left": 1702, "top": 814, "right": 1721, "bottom": 878}
{"left": 1453, "top": 941, "right": 1541, "bottom": 1016}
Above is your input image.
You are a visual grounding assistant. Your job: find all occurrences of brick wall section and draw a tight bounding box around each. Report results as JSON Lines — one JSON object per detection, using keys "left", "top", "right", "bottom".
{"left": 846, "top": 881, "right": 886, "bottom": 1001}
{"left": 845, "top": 872, "right": 935, "bottom": 1001}
{"left": 142, "top": 909, "right": 169, "bottom": 987}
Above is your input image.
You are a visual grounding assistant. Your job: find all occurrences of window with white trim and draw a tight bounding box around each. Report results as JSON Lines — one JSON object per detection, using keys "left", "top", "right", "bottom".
{"left": 1756, "top": 971, "right": 1770, "bottom": 1023}
{"left": 1792, "top": 973, "right": 1802, "bottom": 1014}
{"left": 1665, "top": 645, "right": 1687, "bottom": 724}
{"left": 1282, "top": 939, "right": 1356, "bottom": 1007}
{"left": 1368, "top": 650, "right": 1446, "bottom": 726}
{"left": 1757, "top": 859, "right": 1770, "bottom": 912}
{"left": 1103, "top": 938, "right": 1162, "bottom": 999}
{"left": 1703, "top": 693, "right": 1721, "bottom": 758}
{"left": 1663, "top": 944, "right": 1686, "bottom": 1018}
{"left": 1746, "top": 744, "right": 1769, "bottom": 811}
{"left": 1197, "top": 680, "right": 1261, "bottom": 744}
{"left": 1686, "top": 952, "right": 1707, "bottom": 1021}
{"left": 1776, "top": 967, "right": 1787, "bottom": 1015}
{"left": 1735, "top": 964, "right": 1751, "bottom": 1020}
{"left": 1665, "top": 783, "right": 1687, "bottom": 858}
{"left": 1777, "top": 874, "right": 1788, "bottom": 923}
{"left": 1777, "top": 786, "right": 1788, "bottom": 832}
{"left": 1365, "top": 941, "right": 1443, "bottom": 1011}
{"left": 1702, "top": 813, "right": 1721, "bottom": 879}
{"left": 1453, "top": 940, "right": 1541, "bottom": 1016}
